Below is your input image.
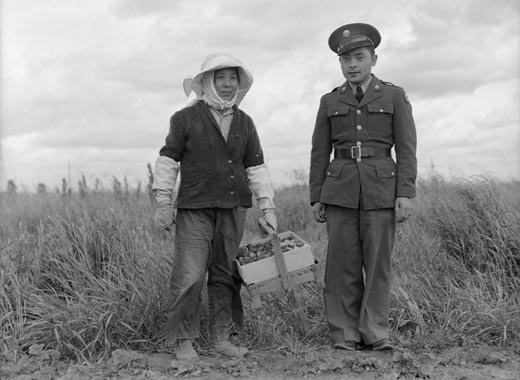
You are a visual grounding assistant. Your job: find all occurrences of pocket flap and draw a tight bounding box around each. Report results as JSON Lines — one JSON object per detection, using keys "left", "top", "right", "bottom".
{"left": 326, "top": 162, "right": 344, "bottom": 178}
{"left": 376, "top": 166, "right": 396, "bottom": 179}
{"left": 368, "top": 103, "right": 394, "bottom": 114}
{"left": 327, "top": 106, "right": 351, "bottom": 117}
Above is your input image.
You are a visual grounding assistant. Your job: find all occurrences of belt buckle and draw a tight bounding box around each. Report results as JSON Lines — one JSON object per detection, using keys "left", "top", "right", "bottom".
{"left": 350, "top": 146, "right": 361, "bottom": 159}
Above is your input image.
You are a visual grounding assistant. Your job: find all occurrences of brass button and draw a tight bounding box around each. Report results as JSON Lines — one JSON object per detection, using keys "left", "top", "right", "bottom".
{"left": 356, "top": 109, "right": 361, "bottom": 115}
{"left": 356, "top": 141, "right": 362, "bottom": 146}
{"left": 357, "top": 125, "right": 362, "bottom": 130}
{"left": 230, "top": 174, "right": 235, "bottom": 179}
{"left": 356, "top": 158, "right": 362, "bottom": 162}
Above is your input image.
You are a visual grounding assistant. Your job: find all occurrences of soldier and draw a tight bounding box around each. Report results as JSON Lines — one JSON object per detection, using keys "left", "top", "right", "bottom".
{"left": 152, "top": 53, "right": 277, "bottom": 360}
{"left": 309, "top": 23, "right": 417, "bottom": 351}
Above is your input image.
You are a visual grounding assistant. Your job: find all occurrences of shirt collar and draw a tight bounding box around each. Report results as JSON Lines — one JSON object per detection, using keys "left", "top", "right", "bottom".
{"left": 348, "top": 74, "right": 373, "bottom": 94}
{"left": 209, "top": 105, "right": 234, "bottom": 118}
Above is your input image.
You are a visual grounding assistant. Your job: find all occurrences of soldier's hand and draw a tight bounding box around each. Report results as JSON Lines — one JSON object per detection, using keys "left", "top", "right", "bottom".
{"left": 154, "top": 203, "right": 175, "bottom": 230}
{"left": 395, "top": 197, "right": 414, "bottom": 223}
{"left": 312, "top": 202, "right": 327, "bottom": 223}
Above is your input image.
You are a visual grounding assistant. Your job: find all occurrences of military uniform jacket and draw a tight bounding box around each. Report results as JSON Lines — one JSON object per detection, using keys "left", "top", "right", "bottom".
{"left": 159, "top": 101, "right": 265, "bottom": 209}
{"left": 309, "top": 75, "right": 417, "bottom": 210}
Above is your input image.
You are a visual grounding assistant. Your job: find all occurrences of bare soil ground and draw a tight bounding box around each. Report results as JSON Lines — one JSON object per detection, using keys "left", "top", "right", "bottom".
{"left": 2, "top": 344, "right": 519, "bottom": 380}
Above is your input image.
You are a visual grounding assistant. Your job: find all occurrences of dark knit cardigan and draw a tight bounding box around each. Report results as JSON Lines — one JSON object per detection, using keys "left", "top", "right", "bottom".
{"left": 159, "top": 101, "right": 265, "bottom": 209}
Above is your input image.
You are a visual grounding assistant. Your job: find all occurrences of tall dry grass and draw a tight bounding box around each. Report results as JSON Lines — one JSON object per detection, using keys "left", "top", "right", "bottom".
{"left": 395, "top": 176, "right": 520, "bottom": 348}
{"left": 1, "top": 175, "right": 519, "bottom": 362}
{"left": 1, "top": 192, "right": 175, "bottom": 361}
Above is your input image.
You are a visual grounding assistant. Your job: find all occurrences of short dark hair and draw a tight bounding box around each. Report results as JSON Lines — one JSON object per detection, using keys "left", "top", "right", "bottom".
{"left": 340, "top": 46, "right": 376, "bottom": 59}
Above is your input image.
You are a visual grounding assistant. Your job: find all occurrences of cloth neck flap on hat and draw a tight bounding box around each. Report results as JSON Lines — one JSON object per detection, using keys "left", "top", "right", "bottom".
{"left": 183, "top": 53, "right": 254, "bottom": 109}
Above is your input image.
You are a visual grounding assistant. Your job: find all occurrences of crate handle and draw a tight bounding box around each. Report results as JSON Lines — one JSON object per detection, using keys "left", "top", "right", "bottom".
{"left": 271, "top": 234, "right": 292, "bottom": 291}
{"left": 257, "top": 217, "right": 276, "bottom": 236}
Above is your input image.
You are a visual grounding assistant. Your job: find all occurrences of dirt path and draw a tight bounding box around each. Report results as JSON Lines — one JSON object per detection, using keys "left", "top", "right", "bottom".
{"left": 2, "top": 345, "right": 519, "bottom": 379}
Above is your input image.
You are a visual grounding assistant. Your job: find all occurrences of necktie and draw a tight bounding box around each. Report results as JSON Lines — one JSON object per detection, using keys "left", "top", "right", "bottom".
{"left": 355, "top": 86, "right": 364, "bottom": 103}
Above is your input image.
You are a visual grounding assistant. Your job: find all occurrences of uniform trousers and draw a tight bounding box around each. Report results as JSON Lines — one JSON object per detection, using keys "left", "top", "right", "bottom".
{"left": 324, "top": 203, "right": 396, "bottom": 345}
{"left": 164, "top": 207, "right": 246, "bottom": 343}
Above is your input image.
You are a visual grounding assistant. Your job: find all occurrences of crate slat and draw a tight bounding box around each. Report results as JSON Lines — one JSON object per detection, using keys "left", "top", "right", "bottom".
{"left": 237, "top": 231, "right": 324, "bottom": 309}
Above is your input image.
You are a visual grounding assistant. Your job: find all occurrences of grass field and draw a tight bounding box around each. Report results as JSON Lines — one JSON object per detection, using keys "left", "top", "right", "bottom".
{"left": 1, "top": 175, "right": 519, "bottom": 363}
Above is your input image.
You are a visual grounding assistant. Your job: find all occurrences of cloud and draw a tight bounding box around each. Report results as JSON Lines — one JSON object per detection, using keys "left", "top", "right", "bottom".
{"left": 110, "top": 0, "right": 181, "bottom": 18}
{"left": 414, "top": 78, "right": 520, "bottom": 179}
{"left": 374, "top": 0, "right": 520, "bottom": 98}
{"left": 3, "top": 133, "right": 157, "bottom": 189}
{"left": 1, "top": 0, "right": 519, "bottom": 190}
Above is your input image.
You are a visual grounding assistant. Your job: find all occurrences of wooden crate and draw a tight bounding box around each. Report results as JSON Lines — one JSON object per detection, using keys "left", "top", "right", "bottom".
{"left": 236, "top": 231, "right": 324, "bottom": 309}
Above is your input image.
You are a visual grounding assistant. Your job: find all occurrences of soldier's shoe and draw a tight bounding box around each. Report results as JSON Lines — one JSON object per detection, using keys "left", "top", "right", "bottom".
{"left": 333, "top": 340, "right": 359, "bottom": 351}
{"left": 176, "top": 339, "right": 198, "bottom": 360}
{"left": 213, "top": 340, "right": 249, "bottom": 358}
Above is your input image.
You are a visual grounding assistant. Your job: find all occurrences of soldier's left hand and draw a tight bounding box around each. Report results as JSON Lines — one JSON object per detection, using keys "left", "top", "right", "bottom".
{"left": 395, "top": 197, "right": 414, "bottom": 223}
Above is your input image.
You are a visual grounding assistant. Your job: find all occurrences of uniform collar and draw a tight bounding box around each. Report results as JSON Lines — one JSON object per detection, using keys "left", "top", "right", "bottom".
{"left": 338, "top": 75, "right": 383, "bottom": 106}
{"left": 348, "top": 74, "right": 373, "bottom": 94}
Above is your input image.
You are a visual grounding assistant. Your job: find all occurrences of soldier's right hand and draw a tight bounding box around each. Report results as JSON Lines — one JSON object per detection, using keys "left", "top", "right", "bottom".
{"left": 312, "top": 202, "right": 327, "bottom": 223}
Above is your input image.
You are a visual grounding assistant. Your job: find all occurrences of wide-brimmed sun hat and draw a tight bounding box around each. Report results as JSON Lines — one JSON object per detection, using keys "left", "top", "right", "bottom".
{"left": 183, "top": 53, "right": 254, "bottom": 106}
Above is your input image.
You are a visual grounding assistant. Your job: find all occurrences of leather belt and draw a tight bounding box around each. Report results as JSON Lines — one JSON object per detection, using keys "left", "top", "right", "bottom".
{"left": 334, "top": 146, "right": 391, "bottom": 159}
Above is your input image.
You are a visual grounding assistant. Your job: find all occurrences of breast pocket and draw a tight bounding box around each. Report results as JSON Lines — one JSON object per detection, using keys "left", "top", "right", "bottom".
{"left": 327, "top": 106, "right": 353, "bottom": 138}
{"left": 367, "top": 103, "right": 393, "bottom": 137}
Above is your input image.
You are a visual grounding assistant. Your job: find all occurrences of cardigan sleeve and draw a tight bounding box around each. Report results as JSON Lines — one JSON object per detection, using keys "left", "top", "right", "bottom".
{"left": 242, "top": 113, "right": 265, "bottom": 169}
{"left": 158, "top": 110, "right": 187, "bottom": 163}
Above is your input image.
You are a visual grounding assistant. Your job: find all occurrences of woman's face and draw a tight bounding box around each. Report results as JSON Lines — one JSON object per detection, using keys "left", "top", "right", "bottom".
{"left": 214, "top": 68, "right": 239, "bottom": 100}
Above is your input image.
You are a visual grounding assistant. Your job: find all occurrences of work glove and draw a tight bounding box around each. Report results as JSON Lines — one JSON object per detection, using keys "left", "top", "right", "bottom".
{"left": 151, "top": 155, "right": 180, "bottom": 231}
{"left": 154, "top": 189, "right": 175, "bottom": 230}
{"left": 258, "top": 208, "right": 277, "bottom": 235}
{"left": 246, "top": 163, "right": 277, "bottom": 235}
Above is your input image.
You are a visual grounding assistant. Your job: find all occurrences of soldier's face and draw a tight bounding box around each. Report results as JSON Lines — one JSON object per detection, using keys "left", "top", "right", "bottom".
{"left": 214, "top": 68, "right": 239, "bottom": 100}
{"left": 339, "top": 47, "right": 377, "bottom": 85}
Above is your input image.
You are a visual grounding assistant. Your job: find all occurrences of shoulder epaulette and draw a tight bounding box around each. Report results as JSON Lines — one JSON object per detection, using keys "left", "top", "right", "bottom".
{"left": 381, "top": 80, "right": 402, "bottom": 89}
{"left": 328, "top": 86, "right": 341, "bottom": 94}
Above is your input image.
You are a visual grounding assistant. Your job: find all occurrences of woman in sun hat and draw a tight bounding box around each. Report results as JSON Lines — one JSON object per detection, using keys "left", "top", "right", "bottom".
{"left": 151, "top": 52, "right": 277, "bottom": 360}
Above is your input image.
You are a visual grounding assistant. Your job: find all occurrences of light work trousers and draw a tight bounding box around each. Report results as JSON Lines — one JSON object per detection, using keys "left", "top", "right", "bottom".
{"left": 164, "top": 207, "right": 246, "bottom": 343}
{"left": 324, "top": 204, "right": 396, "bottom": 345}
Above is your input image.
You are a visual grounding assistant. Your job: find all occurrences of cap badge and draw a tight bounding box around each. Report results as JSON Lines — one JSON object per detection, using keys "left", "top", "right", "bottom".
{"left": 342, "top": 30, "right": 351, "bottom": 37}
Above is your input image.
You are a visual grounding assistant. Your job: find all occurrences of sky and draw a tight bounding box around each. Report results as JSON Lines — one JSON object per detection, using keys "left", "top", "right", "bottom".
{"left": 1, "top": 0, "right": 519, "bottom": 192}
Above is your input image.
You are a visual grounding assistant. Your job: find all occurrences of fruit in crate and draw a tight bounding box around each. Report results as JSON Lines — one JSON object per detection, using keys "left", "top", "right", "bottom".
{"left": 237, "top": 234, "right": 305, "bottom": 265}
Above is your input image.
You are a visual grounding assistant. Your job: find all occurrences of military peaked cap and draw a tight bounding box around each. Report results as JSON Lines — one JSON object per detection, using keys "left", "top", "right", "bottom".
{"left": 328, "top": 23, "right": 381, "bottom": 55}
